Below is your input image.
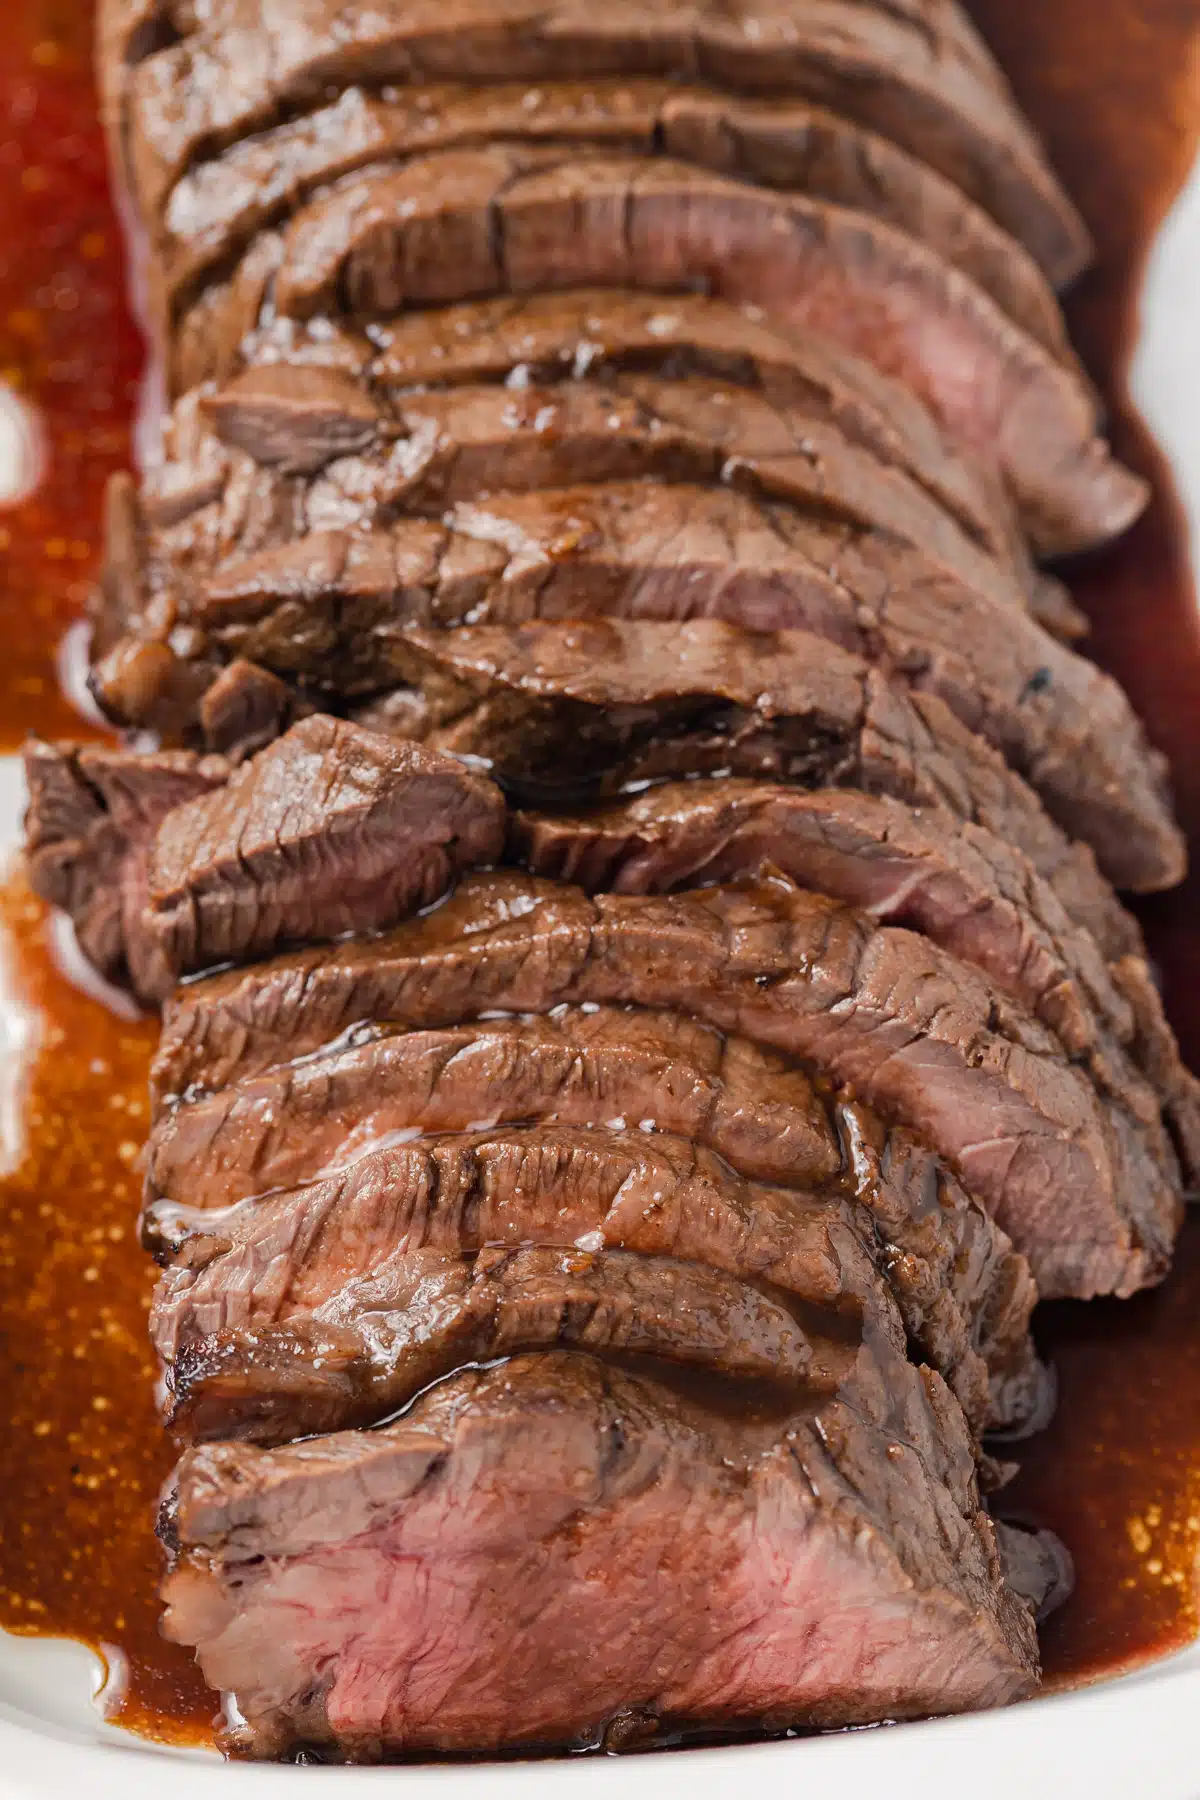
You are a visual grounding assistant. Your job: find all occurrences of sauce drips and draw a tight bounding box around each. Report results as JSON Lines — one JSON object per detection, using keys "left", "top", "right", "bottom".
{"left": 0, "top": 1, "right": 218, "bottom": 1743}
{"left": 1006, "top": 1216, "right": 1200, "bottom": 1689}
{"left": 0, "top": 886, "right": 216, "bottom": 1740}
{"left": 965, "top": 0, "right": 1200, "bottom": 1686}
{"left": 0, "top": 0, "right": 1197, "bottom": 1749}
{"left": 0, "top": 1, "right": 142, "bottom": 750}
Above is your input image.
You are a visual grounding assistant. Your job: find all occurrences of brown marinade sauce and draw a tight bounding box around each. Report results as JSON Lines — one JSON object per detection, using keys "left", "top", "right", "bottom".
{"left": 0, "top": 1, "right": 217, "bottom": 1743}
{"left": 0, "top": 0, "right": 1196, "bottom": 1748}
{"left": 965, "top": 0, "right": 1200, "bottom": 1686}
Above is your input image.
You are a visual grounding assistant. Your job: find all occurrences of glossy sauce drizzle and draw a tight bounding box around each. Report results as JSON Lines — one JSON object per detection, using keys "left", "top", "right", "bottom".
{"left": 0, "top": 0, "right": 1197, "bottom": 1750}
{"left": 0, "top": 888, "right": 216, "bottom": 1739}
{"left": 0, "top": 2, "right": 217, "bottom": 1742}
{"left": 965, "top": 0, "right": 1200, "bottom": 1687}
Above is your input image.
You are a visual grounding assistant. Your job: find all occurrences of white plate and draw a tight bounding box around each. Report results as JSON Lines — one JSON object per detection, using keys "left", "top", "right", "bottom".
{"left": 0, "top": 150, "right": 1198, "bottom": 1800}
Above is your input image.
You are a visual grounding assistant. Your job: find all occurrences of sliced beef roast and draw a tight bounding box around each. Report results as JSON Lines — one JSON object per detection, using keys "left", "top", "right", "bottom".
{"left": 147, "top": 1122, "right": 900, "bottom": 1433}
{"left": 141, "top": 1000, "right": 1043, "bottom": 1432}
{"left": 64, "top": 0, "right": 1196, "bottom": 1765}
{"left": 359, "top": 618, "right": 1137, "bottom": 951}
{"left": 149, "top": 370, "right": 1034, "bottom": 623}
{"left": 145, "top": 1008, "right": 846, "bottom": 1205}
{"left": 513, "top": 780, "right": 1200, "bottom": 1170}
{"left": 162, "top": 1242, "right": 841, "bottom": 1446}
{"left": 142, "top": 714, "right": 505, "bottom": 992}
{"left": 147, "top": 1122, "right": 888, "bottom": 1324}
{"left": 144, "top": 1024, "right": 1041, "bottom": 1434}
{"left": 159, "top": 1352, "right": 1040, "bottom": 1758}
{"left": 357, "top": 603, "right": 1179, "bottom": 894}
{"left": 110, "top": 469, "right": 1174, "bottom": 881}
{"left": 155, "top": 80, "right": 1066, "bottom": 355}
{"left": 153, "top": 872, "right": 1183, "bottom": 1298}
{"left": 217, "top": 291, "right": 1030, "bottom": 569}
{"left": 201, "top": 150, "right": 1129, "bottom": 551}
{"left": 107, "top": 0, "right": 1088, "bottom": 286}
{"left": 34, "top": 641, "right": 1145, "bottom": 972}
{"left": 148, "top": 1117, "right": 1033, "bottom": 1449}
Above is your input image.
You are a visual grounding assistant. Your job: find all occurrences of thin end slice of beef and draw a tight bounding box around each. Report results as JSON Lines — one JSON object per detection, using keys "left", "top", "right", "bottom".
{"left": 995, "top": 1521, "right": 1076, "bottom": 1624}
{"left": 242, "top": 149, "right": 1133, "bottom": 552}
{"left": 353, "top": 593, "right": 1180, "bottom": 894}
{"left": 141, "top": 713, "right": 505, "bottom": 994}
{"left": 170, "top": 225, "right": 287, "bottom": 398}
{"left": 25, "top": 717, "right": 506, "bottom": 1005}
{"left": 113, "top": 0, "right": 1089, "bottom": 287}
{"left": 153, "top": 872, "right": 1183, "bottom": 1300}
{"left": 94, "top": 470, "right": 150, "bottom": 656}
{"left": 144, "top": 1020, "right": 1041, "bottom": 1436}
{"left": 22, "top": 737, "right": 228, "bottom": 992}
{"left": 157, "top": 79, "right": 1067, "bottom": 357}
{"left": 195, "top": 657, "right": 297, "bottom": 758}
{"left": 159, "top": 1351, "right": 1039, "bottom": 1759}
{"left": 201, "top": 364, "right": 384, "bottom": 477}
{"left": 513, "top": 779, "right": 1194, "bottom": 1169}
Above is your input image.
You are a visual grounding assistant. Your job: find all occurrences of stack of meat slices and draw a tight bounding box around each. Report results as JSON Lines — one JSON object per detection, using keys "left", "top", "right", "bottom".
{"left": 22, "top": 0, "right": 1196, "bottom": 1760}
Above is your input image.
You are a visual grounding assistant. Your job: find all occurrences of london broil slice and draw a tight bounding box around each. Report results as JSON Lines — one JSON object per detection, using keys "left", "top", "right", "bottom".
{"left": 35, "top": 0, "right": 1192, "bottom": 1758}
{"left": 152, "top": 871, "right": 1183, "bottom": 1299}
{"left": 182, "top": 148, "right": 1134, "bottom": 551}
{"left": 158, "top": 1352, "right": 1040, "bottom": 1758}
